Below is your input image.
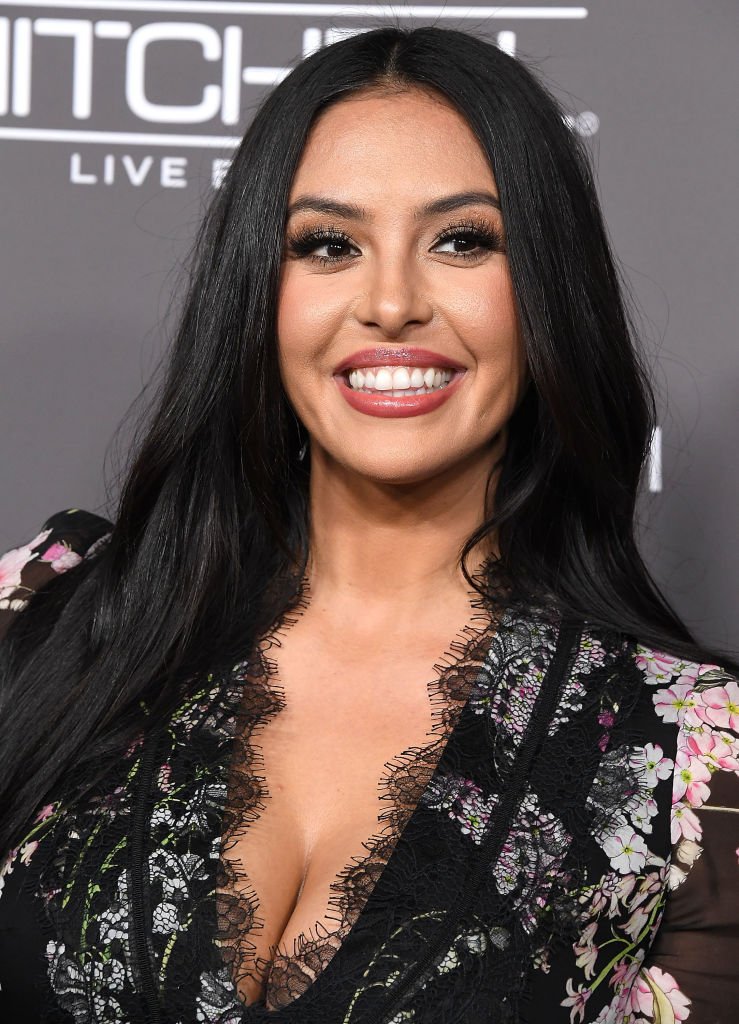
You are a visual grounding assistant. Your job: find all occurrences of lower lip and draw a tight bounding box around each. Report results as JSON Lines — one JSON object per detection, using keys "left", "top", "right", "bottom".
{"left": 335, "top": 371, "right": 465, "bottom": 418}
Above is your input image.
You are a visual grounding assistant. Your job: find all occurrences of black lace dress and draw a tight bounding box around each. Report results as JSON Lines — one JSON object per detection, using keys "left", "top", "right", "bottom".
{"left": 0, "top": 509, "right": 737, "bottom": 1024}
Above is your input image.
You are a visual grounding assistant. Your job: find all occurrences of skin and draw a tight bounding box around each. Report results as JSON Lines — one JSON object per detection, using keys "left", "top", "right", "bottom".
{"left": 277, "top": 85, "right": 528, "bottom": 623}
{"left": 230, "top": 87, "right": 530, "bottom": 1006}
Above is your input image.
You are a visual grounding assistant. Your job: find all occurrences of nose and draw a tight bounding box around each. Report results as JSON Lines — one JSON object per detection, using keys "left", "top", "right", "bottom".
{"left": 352, "top": 252, "right": 434, "bottom": 338}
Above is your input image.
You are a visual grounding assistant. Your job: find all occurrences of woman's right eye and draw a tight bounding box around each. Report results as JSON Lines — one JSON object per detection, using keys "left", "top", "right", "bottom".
{"left": 285, "top": 228, "right": 358, "bottom": 265}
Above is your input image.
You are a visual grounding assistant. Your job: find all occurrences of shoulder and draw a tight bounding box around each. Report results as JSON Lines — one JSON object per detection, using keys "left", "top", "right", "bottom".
{"left": 632, "top": 643, "right": 738, "bottom": 750}
{"left": 0, "top": 508, "right": 113, "bottom": 633}
{"left": 633, "top": 644, "right": 739, "bottom": 882}
{"left": 623, "top": 647, "right": 739, "bottom": 1021}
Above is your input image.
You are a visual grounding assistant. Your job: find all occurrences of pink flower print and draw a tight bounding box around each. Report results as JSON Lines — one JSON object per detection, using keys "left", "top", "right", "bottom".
{"left": 585, "top": 870, "right": 633, "bottom": 918}
{"left": 623, "top": 892, "right": 661, "bottom": 943}
{"left": 602, "top": 825, "right": 649, "bottom": 874}
{"left": 19, "top": 840, "right": 39, "bottom": 866}
{"left": 636, "top": 648, "right": 699, "bottom": 687}
{"left": 607, "top": 950, "right": 646, "bottom": 1017}
{"left": 673, "top": 748, "right": 711, "bottom": 808}
{"left": 669, "top": 862, "right": 687, "bottom": 889}
{"left": 676, "top": 837, "right": 703, "bottom": 869}
{"left": 630, "top": 743, "right": 674, "bottom": 788}
{"left": 628, "top": 866, "right": 666, "bottom": 912}
{"left": 0, "top": 850, "right": 19, "bottom": 898}
{"left": 55, "top": 551, "right": 81, "bottom": 571}
{"left": 26, "top": 528, "right": 53, "bottom": 549}
{"left": 632, "top": 794, "right": 659, "bottom": 835}
{"left": 622, "top": 867, "right": 665, "bottom": 940}
{"left": 0, "top": 548, "right": 32, "bottom": 596}
{"left": 588, "top": 871, "right": 636, "bottom": 919}
{"left": 39, "top": 541, "right": 82, "bottom": 573}
{"left": 0, "top": 531, "right": 50, "bottom": 599}
{"left": 636, "top": 648, "right": 683, "bottom": 681}
{"left": 125, "top": 735, "right": 145, "bottom": 758}
{"left": 573, "top": 921, "right": 599, "bottom": 979}
{"left": 652, "top": 683, "right": 696, "bottom": 724}
{"left": 609, "top": 958, "right": 631, "bottom": 990}
{"left": 597, "top": 710, "right": 615, "bottom": 752}
{"left": 561, "top": 979, "right": 591, "bottom": 1024}
{"left": 34, "top": 803, "right": 56, "bottom": 824}
{"left": 671, "top": 801, "right": 702, "bottom": 844}
{"left": 584, "top": 874, "right": 612, "bottom": 916}
{"left": 157, "top": 763, "right": 173, "bottom": 794}
{"left": 572, "top": 636, "right": 607, "bottom": 675}
{"left": 685, "top": 730, "right": 739, "bottom": 773}
{"left": 627, "top": 970, "right": 654, "bottom": 1016}
{"left": 452, "top": 780, "right": 495, "bottom": 843}
{"left": 623, "top": 903, "right": 651, "bottom": 944}
{"left": 609, "top": 872, "right": 637, "bottom": 916}
{"left": 696, "top": 681, "right": 739, "bottom": 733}
{"left": 643, "top": 966, "right": 691, "bottom": 1021}
{"left": 39, "top": 542, "right": 67, "bottom": 562}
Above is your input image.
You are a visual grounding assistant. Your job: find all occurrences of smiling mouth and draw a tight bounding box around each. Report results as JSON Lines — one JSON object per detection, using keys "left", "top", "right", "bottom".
{"left": 343, "top": 365, "right": 455, "bottom": 396}
{"left": 335, "top": 364, "right": 465, "bottom": 420}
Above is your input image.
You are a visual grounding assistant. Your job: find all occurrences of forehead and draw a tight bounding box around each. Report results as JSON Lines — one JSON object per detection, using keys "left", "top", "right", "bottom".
{"left": 290, "top": 88, "right": 497, "bottom": 200}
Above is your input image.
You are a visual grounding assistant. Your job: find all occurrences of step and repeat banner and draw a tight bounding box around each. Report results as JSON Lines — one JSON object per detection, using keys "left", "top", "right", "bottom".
{"left": 0, "top": 1, "right": 736, "bottom": 648}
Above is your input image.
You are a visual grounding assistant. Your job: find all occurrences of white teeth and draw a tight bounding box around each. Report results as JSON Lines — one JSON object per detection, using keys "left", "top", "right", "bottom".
{"left": 392, "top": 366, "right": 411, "bottom": 390}
{"left": 346, "top": 365, "right": 456, "bottom": 394}
{"left": 374, "top": 368, "right": 394, "bottom": 391}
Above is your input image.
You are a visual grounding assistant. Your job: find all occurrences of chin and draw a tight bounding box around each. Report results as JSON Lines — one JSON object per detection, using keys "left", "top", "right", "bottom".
{"left": 346, "top": 454, "right": 455, "bottom": 487}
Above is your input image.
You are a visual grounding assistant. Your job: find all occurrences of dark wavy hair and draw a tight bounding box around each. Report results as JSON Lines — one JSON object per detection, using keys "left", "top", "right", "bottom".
{"left": 0, "top": 25, "right": 732, "bottom": 854}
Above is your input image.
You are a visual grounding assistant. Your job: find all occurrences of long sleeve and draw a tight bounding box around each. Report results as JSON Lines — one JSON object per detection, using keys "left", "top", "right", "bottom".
{"left": 0, "top": 508, "right": 114, "bottom": 1018}
{"left": 0, "top": 507, "right": 113, "bottom": 642}
{"left": 636, "top": 663, "right": 739, "bottom": 1024}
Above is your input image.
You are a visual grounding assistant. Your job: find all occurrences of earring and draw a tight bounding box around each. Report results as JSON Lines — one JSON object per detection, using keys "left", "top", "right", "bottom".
{"left": 298, "top": 438, "right": 308, "bottom": 461}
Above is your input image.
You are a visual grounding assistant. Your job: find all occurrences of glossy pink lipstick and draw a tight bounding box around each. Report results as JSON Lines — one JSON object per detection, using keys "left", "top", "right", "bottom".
{"left": 333, "top": 347, "right": 466, "bottom": 374}
{"left": 333, "top": 347, "right": 466, "bottom": 419}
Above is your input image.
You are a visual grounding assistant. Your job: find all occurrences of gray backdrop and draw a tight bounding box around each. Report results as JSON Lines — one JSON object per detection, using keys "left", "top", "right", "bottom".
{"left": 1, "top": 1, "right": 736, "bottom": 651}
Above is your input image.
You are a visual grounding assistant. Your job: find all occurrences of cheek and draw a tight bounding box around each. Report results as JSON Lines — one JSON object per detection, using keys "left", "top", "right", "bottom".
{"left": 276, "top": 267, "right": 346, "bottom": 415}
{"left": 277, "top": 266, "right": 347, "bottom": 358}
{"left": 446, "top": 271, "right": 525, "bottom": 385}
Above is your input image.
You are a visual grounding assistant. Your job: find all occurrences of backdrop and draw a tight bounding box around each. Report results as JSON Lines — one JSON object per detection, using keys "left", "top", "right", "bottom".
{"left": 0, "top": 0, "right": 736, "bottom": 650}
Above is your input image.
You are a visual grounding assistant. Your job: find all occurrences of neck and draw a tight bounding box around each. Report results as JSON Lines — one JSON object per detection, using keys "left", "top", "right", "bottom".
{"left": 304, "top": 435, "right": 505, "bottom": 620}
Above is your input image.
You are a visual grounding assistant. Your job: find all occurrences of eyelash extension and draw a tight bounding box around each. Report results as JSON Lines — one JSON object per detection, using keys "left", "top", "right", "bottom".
{"left": 284, "top": 216, "right": 506, "bottom": 265}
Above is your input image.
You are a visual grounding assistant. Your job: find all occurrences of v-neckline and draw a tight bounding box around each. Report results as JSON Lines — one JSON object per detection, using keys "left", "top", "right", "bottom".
{"left": 220, "top": 575, "right": 507, "bottom": 1019}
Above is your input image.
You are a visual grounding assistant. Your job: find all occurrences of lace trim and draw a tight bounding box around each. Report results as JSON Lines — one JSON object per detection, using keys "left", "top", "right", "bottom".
{"left": 216, "top": 560, "right": 501, "bottom": 1011}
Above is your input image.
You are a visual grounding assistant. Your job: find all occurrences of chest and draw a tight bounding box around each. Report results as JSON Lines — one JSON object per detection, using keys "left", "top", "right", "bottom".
{"left": 7, "top": 617, "right": 679, "bottom": 1024}
{"left": 223, "top": 628, "right": 470, "bottom": 1006}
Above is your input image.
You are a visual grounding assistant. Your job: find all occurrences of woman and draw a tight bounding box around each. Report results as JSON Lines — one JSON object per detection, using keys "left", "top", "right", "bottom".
{"left": 0, "top": 25, "right": 736, "bottom": 1024}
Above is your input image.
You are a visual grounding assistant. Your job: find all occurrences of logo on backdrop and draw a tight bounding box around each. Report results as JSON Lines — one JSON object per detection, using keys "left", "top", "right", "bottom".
{"left": 1, "top": 2, "right": 663, "bottom": 492}
{"left": 0, "top": 2, "right": 598, "bottom": 189}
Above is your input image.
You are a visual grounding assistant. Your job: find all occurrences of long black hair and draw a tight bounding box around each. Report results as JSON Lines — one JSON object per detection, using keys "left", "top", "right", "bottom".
{"left": 0, "top": 25, "right": 732, "bottom": 855}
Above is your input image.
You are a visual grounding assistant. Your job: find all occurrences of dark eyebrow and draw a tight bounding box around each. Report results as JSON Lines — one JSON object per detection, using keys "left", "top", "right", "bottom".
{"left": 285, "top": 190, "right": 501, "bottom": 221}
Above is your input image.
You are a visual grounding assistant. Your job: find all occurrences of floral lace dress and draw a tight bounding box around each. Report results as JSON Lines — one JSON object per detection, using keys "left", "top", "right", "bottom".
{"left": 0, "top": 509, "right": 737, "bottom": 1024}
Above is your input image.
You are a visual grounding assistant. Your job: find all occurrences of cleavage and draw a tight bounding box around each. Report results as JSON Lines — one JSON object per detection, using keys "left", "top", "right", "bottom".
{"left": 215, "top": 578, "right": 498, "bottom": 1012}
{"left": 220, "top": 645, "right": 448, "bottom": 1010}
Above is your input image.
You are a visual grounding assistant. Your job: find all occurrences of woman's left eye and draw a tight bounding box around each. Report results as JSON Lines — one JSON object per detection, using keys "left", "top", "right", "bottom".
{"left": 432, "top": 225, "right": 505, "bottom": 260}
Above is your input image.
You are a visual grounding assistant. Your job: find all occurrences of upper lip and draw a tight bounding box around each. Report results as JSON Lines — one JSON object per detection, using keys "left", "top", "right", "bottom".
{"left": 334, "top": 347, "right": 466, "bottom": 374}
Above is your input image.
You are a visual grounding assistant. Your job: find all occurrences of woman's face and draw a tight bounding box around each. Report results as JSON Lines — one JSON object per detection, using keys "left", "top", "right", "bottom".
{"left": 277, "top": 87, "right": 527, "bottom": 486}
